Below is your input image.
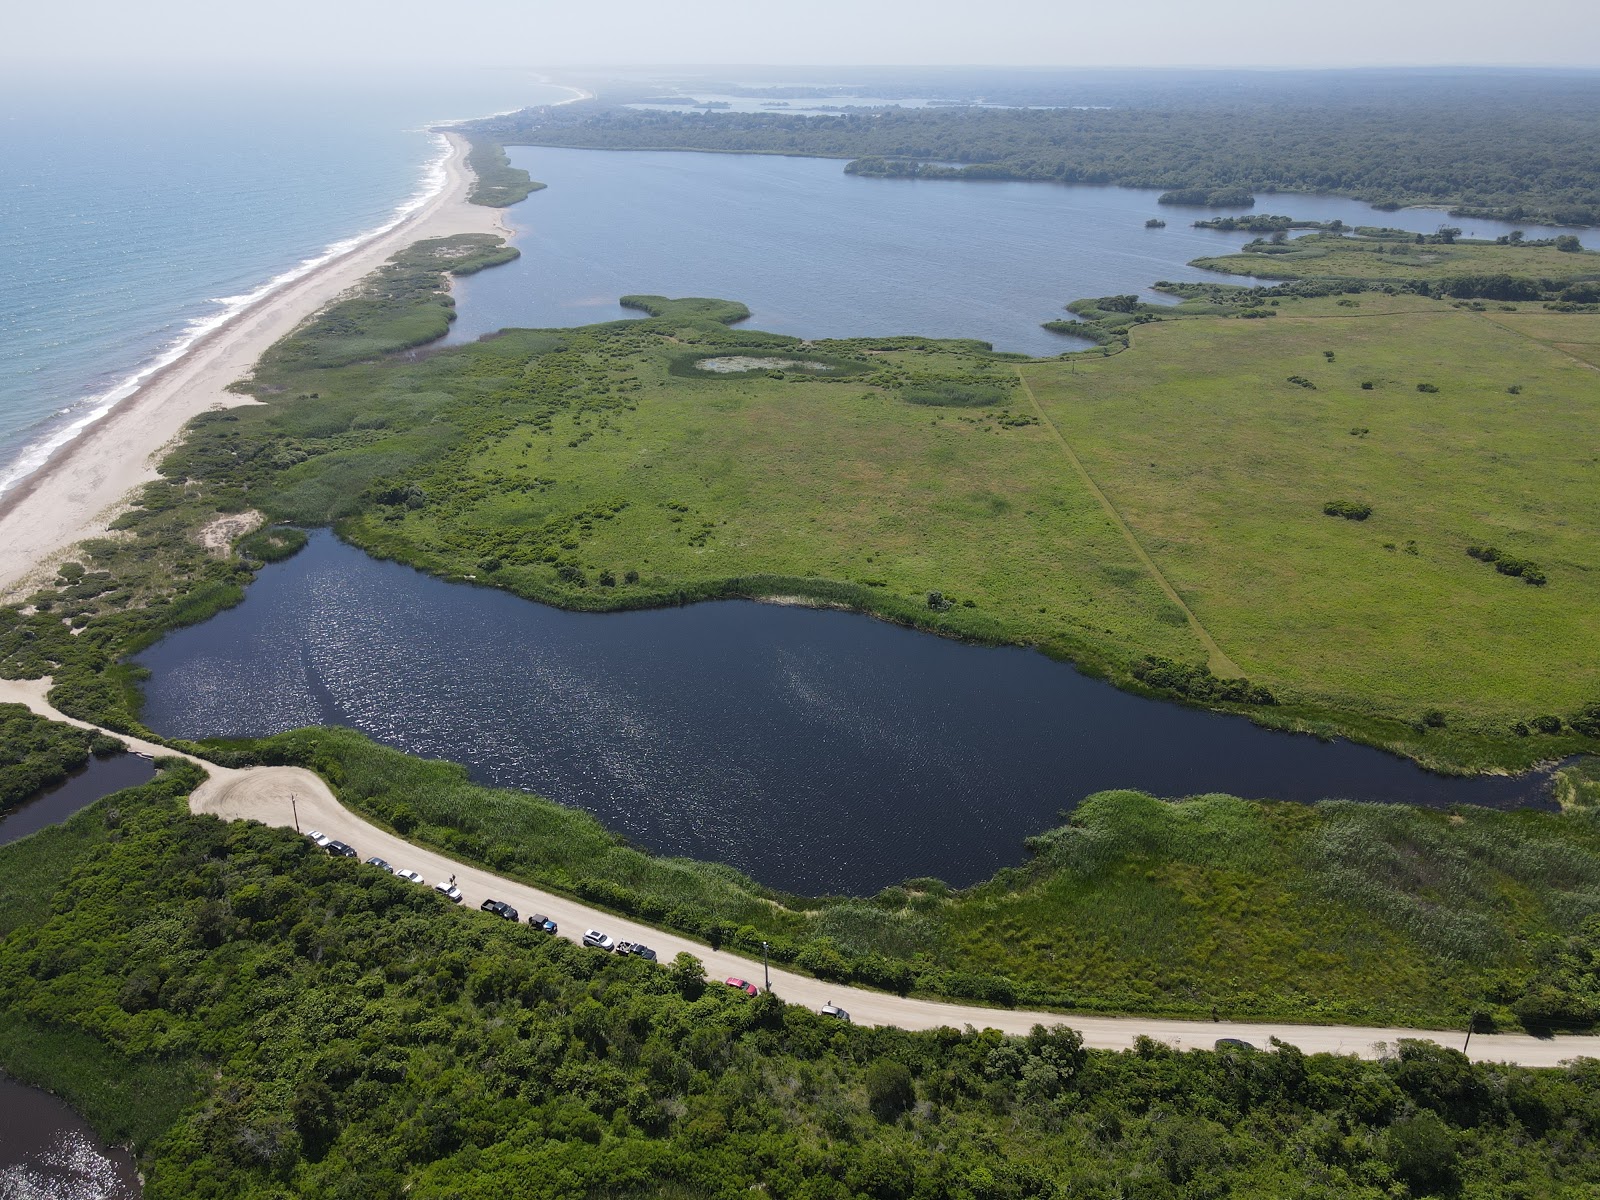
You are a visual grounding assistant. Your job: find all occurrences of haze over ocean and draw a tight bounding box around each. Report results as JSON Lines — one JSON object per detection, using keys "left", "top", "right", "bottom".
{"left": 0, "top": 72, "right": 569, "bottom": 496}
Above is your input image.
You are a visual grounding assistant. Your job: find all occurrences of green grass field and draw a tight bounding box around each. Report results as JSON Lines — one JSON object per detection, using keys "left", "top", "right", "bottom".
{"left": 259, "top": 291, "right": 1597, "bottom": 770}
{"left": 1022, "top": 294, "right": 1600, "bottom": 761}
{"left": 10, "top": 242, "right": 1598, "bottom": 768}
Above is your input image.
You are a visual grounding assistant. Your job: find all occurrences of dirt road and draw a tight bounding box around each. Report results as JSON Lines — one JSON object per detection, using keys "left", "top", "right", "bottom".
{"left": 5, "top": 676, "right": 1594, "bottom": 1067}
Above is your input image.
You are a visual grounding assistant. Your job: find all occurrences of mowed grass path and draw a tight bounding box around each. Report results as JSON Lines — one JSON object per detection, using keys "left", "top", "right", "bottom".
{"left": 1022, "top": 295, "right": 1600, "bottom": 732}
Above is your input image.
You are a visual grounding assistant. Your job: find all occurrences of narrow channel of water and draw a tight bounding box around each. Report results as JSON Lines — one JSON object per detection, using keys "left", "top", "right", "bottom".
{"left": 134, "top": 533, "right": 1554, "bottom": 896}
{"left": 0, "top": 755, "right": 157, "bottom": 847}
{"left": 0, "top": 1076, "right": 139, "bottom": 1200}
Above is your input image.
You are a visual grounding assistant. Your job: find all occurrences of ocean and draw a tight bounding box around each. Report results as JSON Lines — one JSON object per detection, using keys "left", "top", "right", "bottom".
{"left": 0, "top": 69, "right": 573, "bottom": 498}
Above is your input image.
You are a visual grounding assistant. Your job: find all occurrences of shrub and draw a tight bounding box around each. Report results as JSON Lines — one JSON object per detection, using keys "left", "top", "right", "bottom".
{"left": 901, "top": 382, "right": 1009, "bottom": 407}
{"left": 1131, "top": 656, "right": 1276, "bottom": 705}
{"left": 864, "top": 1059, "right": 915, "bottom": 1121}
{"left": 1532, "top": 715, "right": 1564, "bottom": 734}
{"left": 1286, "top": 375, "right": 1316, "bottom": 389}
{"left": 1417, "top": 383, "right": 1439, "bottom": 393}
{"left": 1570, "top": 704, "right": 1600, "bottom": 739}
{"left": 1323, "top": 500, "right": 1372, "bottom": 521}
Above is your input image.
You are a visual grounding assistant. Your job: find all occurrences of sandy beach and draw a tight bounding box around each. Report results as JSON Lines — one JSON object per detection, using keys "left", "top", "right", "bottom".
{"left": 0, "top": 132, "right": 507, "bottom": 601}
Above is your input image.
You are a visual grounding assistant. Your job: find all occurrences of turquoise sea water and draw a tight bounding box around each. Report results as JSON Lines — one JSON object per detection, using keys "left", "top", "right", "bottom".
{"left": 0, "top": 70, "right": 572, "bottom": 496}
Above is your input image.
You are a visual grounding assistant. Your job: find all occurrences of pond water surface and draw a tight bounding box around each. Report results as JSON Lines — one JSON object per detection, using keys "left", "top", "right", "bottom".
{"left": 0, "top": 1076, "right": 139, "bottom": 1200}
{"left": 135, "top": 533, "right": 1555, "bottom": 896}
{"left": 0, "top": 754, "right": 156, "bottom": 847}
{"left": 440, "top": 148, "right": 1589, "bottom": 357}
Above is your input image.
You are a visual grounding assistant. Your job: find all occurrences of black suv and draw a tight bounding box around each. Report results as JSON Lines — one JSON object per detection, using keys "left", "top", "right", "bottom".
{"left": 480, "top": 899, "right": 519, "bottom": 921}
{"left": 325, "top": 840, "right": 357, "bottom": 858}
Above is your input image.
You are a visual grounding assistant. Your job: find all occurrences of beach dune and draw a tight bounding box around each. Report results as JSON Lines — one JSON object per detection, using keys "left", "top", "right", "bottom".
{"left": 0, "top": 132, "right": 505, "bottom": 600}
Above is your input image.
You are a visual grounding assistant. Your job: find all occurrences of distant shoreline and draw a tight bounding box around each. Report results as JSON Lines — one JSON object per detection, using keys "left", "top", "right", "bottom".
{"left": 0, "top": 131, "right": 508, "bottom": 601}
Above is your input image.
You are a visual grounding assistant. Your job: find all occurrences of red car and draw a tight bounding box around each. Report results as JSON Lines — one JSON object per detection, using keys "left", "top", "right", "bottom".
{"left": 724, "top": 977, "right": 759, "bottom": 997}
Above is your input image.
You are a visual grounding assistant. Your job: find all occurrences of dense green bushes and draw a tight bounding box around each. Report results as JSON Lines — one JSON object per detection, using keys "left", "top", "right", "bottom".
{"left": 1468, "top": 544, "right": 1547, "bottom": 586}
{"left": 0, "top": 703, "right": 122, "bottom": 811}
{"left": 1130, "top": 655, "right": 1277, "bottom": 706}
{"left": 473, "top": 73, "right": 1600, "bottom": 225}
{"left": 6, "top": 781, "right": 1600, "bottom": 1196}
{"left": 1158, "top": 186, "right": 1255, "bottom": 207}
{"left": 1324, "top": 500, "right": 1372, "bottom": 521}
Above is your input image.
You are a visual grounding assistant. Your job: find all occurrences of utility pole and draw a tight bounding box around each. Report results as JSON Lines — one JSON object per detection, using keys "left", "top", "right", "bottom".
{"left": 762, "top": 941, "right": 771, "bottom": 993}
{"left": 291, "top": 793, "right": 299, "bottom": 832}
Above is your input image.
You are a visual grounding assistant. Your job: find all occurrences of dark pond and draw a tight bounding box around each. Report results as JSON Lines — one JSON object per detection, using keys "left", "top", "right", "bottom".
{"left": 0, "top": 1075, "right": 139, "bottom": 1200}
{"left": 0, "top": 754, "right": 156, "bottom": 847}
{"left": 134, "top": 533, "right": 1555, "bottom": 896}
{"left": 440, "top": 148, "right": 1590, "bottom": 358}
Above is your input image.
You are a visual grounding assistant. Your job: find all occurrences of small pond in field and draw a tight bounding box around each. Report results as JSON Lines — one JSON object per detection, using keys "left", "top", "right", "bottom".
{"left": 133, "top": 533, "right": 1556, "bottom": 896}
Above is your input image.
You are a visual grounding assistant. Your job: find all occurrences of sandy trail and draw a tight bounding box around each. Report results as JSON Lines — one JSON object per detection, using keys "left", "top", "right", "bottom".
{"left": 3, "top": 677, "right": 1594, "bottom": 1068}
{"left": 0, "top": 132, "right": 505, "bottom": 602}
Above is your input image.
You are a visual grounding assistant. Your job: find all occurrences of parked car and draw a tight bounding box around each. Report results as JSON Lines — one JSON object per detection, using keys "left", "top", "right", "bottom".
{"left": 630, "top": 945, "right": 658, "bottom": 962}
{"left": 324, "top": 840, "right": 357, "bottom": 858}
{"left": 435, "top": 880, "right": 464, "bottom": 903}
{"left": 1214, "top": 1038, "right": 1256, "bottom": 1052}
{"left": 724, "top": 977, "right": 759, "bottom": 997}
{"left": 527, "top": 914, "right": 557, "bottom": 934}
{"left": 394, "top": 869, "right": 425, "bottom": 885}
{"left": 581, "top": 929, "right": 615, "bottom": 951}
{"left": 480, "top": 898, "right": 518, "bottom": 921}
{"left": 615, "top": 940, "right": 637, "bottom": 955}
{"left": 305, "top": 830, "right": 331, "bottom": 848}
{"left": 820, "top": 1003, "right": 851, "bottom": 1022}
{"left": 365, "top": 857, "right": 394, "bottom": 873}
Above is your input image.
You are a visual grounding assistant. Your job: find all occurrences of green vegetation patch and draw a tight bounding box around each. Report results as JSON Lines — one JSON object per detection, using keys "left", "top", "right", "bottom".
{"left": 900, "top": 381, "right": 1010, "bottom": 407}
{"left": 6, "top": 774, "right": 1600, "bottom": 1195}
{"left": 463, "top": 138, "right": 546, "bottom": 207}
{"left": 0, "top": 702, "right": 122, "bottom": 812}
{"left": 1020, "top": 293, "right": 1600, "bottom": 768}
{"left": 199, "top": 727, "right": 1600, "bottom": 1031}
{"left": 470, "top": 76, "right": 1600, "bottom": 225}
{"left": 236, "top": 524, "right": 308, "bottom": 564}
{"left": 262, "top": 234, "right": 518, "bottom": 371}
{"left": 1193, "top": 232, "right": 1600, "bottom": 287}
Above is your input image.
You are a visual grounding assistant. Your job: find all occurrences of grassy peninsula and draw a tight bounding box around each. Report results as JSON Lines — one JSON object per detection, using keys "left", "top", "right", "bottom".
{"left": 464, "top": 138, "right": 546, "bottom": 207}
{"left": 5, "top": 778, "right": 1600, "bottom": 1198}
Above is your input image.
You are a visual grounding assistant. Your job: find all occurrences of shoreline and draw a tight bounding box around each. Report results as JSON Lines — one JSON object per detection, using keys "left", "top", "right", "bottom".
{"left": 0, "top": 131, "right": 509, "bottom": 602}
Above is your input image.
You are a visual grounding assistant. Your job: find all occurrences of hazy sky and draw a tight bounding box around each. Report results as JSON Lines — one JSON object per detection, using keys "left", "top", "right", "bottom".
{"left": 7, "top": 0, "right": 1599, "bottom": 71}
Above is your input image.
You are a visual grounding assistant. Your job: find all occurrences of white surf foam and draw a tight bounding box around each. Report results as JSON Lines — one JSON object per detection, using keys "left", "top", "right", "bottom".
{"left": 0, "top": 130, "right": 455, "bottom": 501}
